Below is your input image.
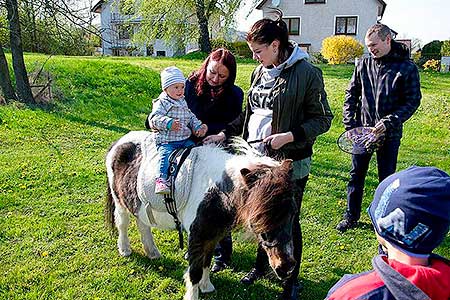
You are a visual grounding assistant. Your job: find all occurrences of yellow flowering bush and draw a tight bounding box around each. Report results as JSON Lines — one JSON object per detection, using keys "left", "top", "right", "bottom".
{"left": 321, "top": 35, "right": 364, "bottom": 64}
{"left": 423, "top": 59, "right": 440, "bottom": 72}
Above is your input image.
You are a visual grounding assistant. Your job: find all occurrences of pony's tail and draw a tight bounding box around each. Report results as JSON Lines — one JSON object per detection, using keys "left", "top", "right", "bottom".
{"left": 105, "top": 179, "right": 117, "bottom": 234}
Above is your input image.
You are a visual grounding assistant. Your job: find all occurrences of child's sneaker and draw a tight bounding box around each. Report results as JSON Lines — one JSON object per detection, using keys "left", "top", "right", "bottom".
{"left": 155, "top": 178, "right": 170, "bottom": 195}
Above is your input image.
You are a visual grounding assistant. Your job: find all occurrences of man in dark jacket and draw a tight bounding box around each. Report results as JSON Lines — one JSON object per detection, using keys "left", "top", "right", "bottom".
{"left": 337, "top": 24, "right": 421, "bottom": 232}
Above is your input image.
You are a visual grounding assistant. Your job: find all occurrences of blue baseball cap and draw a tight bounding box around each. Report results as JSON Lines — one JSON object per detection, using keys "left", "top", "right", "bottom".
{"left": 368, "top": 166, "right": 450, "bottom": 256}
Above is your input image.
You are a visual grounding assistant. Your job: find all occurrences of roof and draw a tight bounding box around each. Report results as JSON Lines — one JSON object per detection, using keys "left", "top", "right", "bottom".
{"left": 255, "top": 0, "right": 387, "bottom": 18}
{"left": 91, "top": 0, "right": 105, "bottom": 13}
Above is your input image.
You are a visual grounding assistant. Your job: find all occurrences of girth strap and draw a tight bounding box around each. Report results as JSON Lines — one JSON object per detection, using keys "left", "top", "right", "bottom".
{"left": 163, "top": 145, "right": 195, "bottom": 249}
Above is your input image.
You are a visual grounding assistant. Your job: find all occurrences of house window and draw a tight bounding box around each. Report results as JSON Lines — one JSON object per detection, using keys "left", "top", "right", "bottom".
{"left": 156, "top": 51, "right": 166, "bottom": 57}
{"left": 298, "top": 43, "right": 311, "bottom": 53}
{"left": 335, "top": 16, "right": 358, "bottom": 35}
{"left": 117, "top": 25, "right": 131, "bottom": 39}
{"left": 305, "top": 0, "right": 326, "bottom": 3}
{"left": 283, "top": 18, "right": 300, "bottom": 35}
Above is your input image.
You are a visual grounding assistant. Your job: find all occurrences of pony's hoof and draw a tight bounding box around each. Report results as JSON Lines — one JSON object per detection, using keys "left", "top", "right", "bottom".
{"left": 118, "top": 247, "right": 132, "bottom": 257}
{"left": 199, "top": 282, "right": 215, "bottom": 293}
{"left": 146, "top": 248, "right": 161, "bottom": 259}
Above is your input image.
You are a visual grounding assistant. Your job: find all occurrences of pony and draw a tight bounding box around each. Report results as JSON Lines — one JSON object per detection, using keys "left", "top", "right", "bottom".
{"left": 105, "top": 131, "right": 297, "bottom": 300}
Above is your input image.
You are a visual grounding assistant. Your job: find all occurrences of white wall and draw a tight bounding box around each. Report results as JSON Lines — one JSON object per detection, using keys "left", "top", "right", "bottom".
{"left": 260, "top": 0, "right": 381, "bottom": 53}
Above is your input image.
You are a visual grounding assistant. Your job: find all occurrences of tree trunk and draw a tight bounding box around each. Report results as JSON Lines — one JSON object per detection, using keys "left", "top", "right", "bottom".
{"left": 195, "top": 0, "right": 212, "bottom": 53}
{"left": 23, "top": 0, "right": 38, "bottom": 52}
{"left": 0, "top": 43, "right": 17, "bottom": 102}
{"left": 6, "top": 0, "right": 35, "bottom": 103}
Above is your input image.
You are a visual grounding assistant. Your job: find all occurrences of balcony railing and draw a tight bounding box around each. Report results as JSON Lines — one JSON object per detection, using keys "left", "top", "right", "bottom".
{"left": 111, "top": 12, "right": 142, "bottom": 23}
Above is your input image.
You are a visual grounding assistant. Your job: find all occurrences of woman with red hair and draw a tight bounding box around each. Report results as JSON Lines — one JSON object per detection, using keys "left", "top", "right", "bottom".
{"left": 185, "top": 48, "right": 244, "bottom": 273}
{"left": 185, "top": 48, "right": 244, "bottom": 137}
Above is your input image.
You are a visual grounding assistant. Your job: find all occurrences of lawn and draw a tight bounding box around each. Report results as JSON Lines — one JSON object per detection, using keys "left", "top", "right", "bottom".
{"left": 0, "top": 53, "right": 449, "bottom": 300}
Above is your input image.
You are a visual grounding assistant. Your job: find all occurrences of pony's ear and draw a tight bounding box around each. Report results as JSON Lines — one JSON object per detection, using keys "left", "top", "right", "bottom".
{"left": 281, "top": 159, "right": 293, "bottom": 170}
{"left": 240, "top": 168, "right": 258, "bottom": 187}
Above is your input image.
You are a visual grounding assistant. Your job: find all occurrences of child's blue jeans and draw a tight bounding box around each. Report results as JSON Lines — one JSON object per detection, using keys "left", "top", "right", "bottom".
{"left": 157, "top": 139, "right": 195, "bottom": 179}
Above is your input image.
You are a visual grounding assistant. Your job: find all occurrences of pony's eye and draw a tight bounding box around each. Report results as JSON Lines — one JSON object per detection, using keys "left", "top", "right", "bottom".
{"left": 261, "top": 233, "right": 268, "bottom": 241}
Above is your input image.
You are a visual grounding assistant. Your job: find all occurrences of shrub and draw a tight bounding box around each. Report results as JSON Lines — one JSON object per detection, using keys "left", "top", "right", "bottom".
{"left": 321, "top": 35, "right": 364, "bottom": 64}
{"left": 441, "top": 40, "right": 450, "bottom": 56}
{"left": 423, "top": 59, "right": 440, "bottom": 72}
{"left": 230, "top": 41, "right": 253, "bottom": 59}
{"left": 310, "top": 51, "right": 328, "bottom": 64}
{"left": 211, "top": 39, "right": 232, "bottom": 51}
{"left": 180, "top": 51, "right": 208, "bottom": 60}
{"left": 412, "top": 51, "right": 422, "bottom": 66}
{"left": 208, "top": 40, "right": 253, "bottom": 59}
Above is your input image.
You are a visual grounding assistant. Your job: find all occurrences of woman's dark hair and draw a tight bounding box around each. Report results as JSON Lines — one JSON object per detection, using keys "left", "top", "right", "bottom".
{"left": 246, "top": 9, "right": 290, "bottom": 64}
{"left": 188, "top": 48, "right": 237, "bottom": 99}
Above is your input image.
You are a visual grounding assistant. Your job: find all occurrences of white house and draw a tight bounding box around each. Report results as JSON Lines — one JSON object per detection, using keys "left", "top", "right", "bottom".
{"left": 91, "top": 0, "right": 196, "bottom": 57}
{"left": 255, "top": 0, "right": 387, "bottom": 54}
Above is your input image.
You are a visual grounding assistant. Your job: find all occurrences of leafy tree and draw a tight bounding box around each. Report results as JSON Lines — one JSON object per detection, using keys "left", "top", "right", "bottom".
{"left": 416, "top": 40, "right": 443, "bottom": 68}
{"left": 125, "top": 0, "right": 241, "bottom": 53}
{"left": 0, "top": 0, "right": 100, "bottom": 103}
{"left": 321, "top": 35, "right": 364, "bottom": 65}
{"left": 422, "top": 40, "right": 442, "bottom": 60}
{"left": 441, "top": 40, "right": 450, "bottom": 57}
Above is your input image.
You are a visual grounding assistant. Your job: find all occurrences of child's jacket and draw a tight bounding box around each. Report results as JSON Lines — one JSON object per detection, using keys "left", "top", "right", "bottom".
{"left": 326, "top": 254, "right": 450, "bottom": 300}
{"left": 148, "top": 92, "right": 202, "bottom": 144}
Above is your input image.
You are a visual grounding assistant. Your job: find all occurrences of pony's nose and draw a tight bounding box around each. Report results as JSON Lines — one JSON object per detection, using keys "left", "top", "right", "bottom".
{"left": 275, "top": 260, "right": 296, "bottom": 279}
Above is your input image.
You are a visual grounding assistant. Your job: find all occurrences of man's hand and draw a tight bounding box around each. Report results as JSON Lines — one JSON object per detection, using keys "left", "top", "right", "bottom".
{"left": 363, "top": 123, "right": 385, "bottom": 152}
{"left": 374, "top": 121, "right": 386, "bottom": 135}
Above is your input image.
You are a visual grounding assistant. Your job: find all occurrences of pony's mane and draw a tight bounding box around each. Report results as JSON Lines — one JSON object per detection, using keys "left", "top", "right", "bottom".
{"left": 234, "top": 161, "right": 295, "bottom": 234}
{"left": 228, "top": 137, "right": 279, "bottom": 168}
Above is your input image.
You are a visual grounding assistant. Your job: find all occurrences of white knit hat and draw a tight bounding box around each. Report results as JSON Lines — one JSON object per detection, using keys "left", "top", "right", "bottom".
{"left": 161, "top": 66, "right": 185, "bottom": 90}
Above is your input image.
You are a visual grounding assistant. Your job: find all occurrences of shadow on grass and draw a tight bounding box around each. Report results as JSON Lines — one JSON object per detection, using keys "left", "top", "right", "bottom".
{"left": 59, "top": 113, "right": 132, "bottom": 134}
{"left": 127, "top": 250, "right": 187, "bottom": 281}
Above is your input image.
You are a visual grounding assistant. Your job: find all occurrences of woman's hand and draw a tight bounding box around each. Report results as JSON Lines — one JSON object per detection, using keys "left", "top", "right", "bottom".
{"left": 203, "top": 132, "right": 226, "bottom": 144}
{"left": 263, "top": 132, "right": 294, "bottom": 150}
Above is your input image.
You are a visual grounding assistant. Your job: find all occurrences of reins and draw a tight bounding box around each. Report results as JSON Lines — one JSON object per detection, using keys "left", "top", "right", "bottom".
{"left": 163, "top": 144, "right": 199, "bottom": 250}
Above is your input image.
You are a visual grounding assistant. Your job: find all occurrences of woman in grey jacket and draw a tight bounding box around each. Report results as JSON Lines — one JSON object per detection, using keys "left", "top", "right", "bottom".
{"left": 204, "top": 11, "right": 333, "bottom": 300}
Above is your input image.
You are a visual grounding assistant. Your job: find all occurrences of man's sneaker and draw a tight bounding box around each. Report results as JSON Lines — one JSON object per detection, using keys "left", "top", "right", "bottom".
{"left": 240, "top": 268, "right": 265, "bottom": 285}
{"left": 336, "top": 218, "right": 357, "bottom": 233}
{"left": 155, "top": 178, "right": 170, "bottom": 195}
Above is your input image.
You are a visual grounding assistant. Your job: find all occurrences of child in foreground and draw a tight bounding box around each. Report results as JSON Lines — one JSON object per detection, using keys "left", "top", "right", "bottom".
{"left": 326, "top": 166, "right": 450, "bottom": 300}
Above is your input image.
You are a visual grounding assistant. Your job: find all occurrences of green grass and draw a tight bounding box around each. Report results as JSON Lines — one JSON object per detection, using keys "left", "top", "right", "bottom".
{"left": 1, "top": 53, "right": 449, "bottom": 300}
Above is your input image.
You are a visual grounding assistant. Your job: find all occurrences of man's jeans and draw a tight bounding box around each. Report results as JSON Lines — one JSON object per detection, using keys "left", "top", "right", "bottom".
{"left": 346, "top": 139, "right": 401, "bottom": 221}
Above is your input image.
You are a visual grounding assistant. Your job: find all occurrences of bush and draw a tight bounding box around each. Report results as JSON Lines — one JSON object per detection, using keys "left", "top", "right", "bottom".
{"left": 321, "top": 35, "right": 364, "bottom": 64}
{"left": 180, "top": 51, "right": 208, "bottom": 60}
{"left": 230, "top": 41, "right": 253, "bottom": 59}
{"left": 423, "top": 59, "right": 440, "bottom": 72}
{"left": 208, "top": 39, "right": 253, "bottom": 59}
{"left": 412, "top": 51, "right": 421, "bottom": 66}
{"left": 310, "top": 52, "right": 328, "bottom": 64}
{"left": 211, "top": 39, "right": 232, "bottom": 51}
{"left": 441, "top": 40, "right": 450, "bottom": 56}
